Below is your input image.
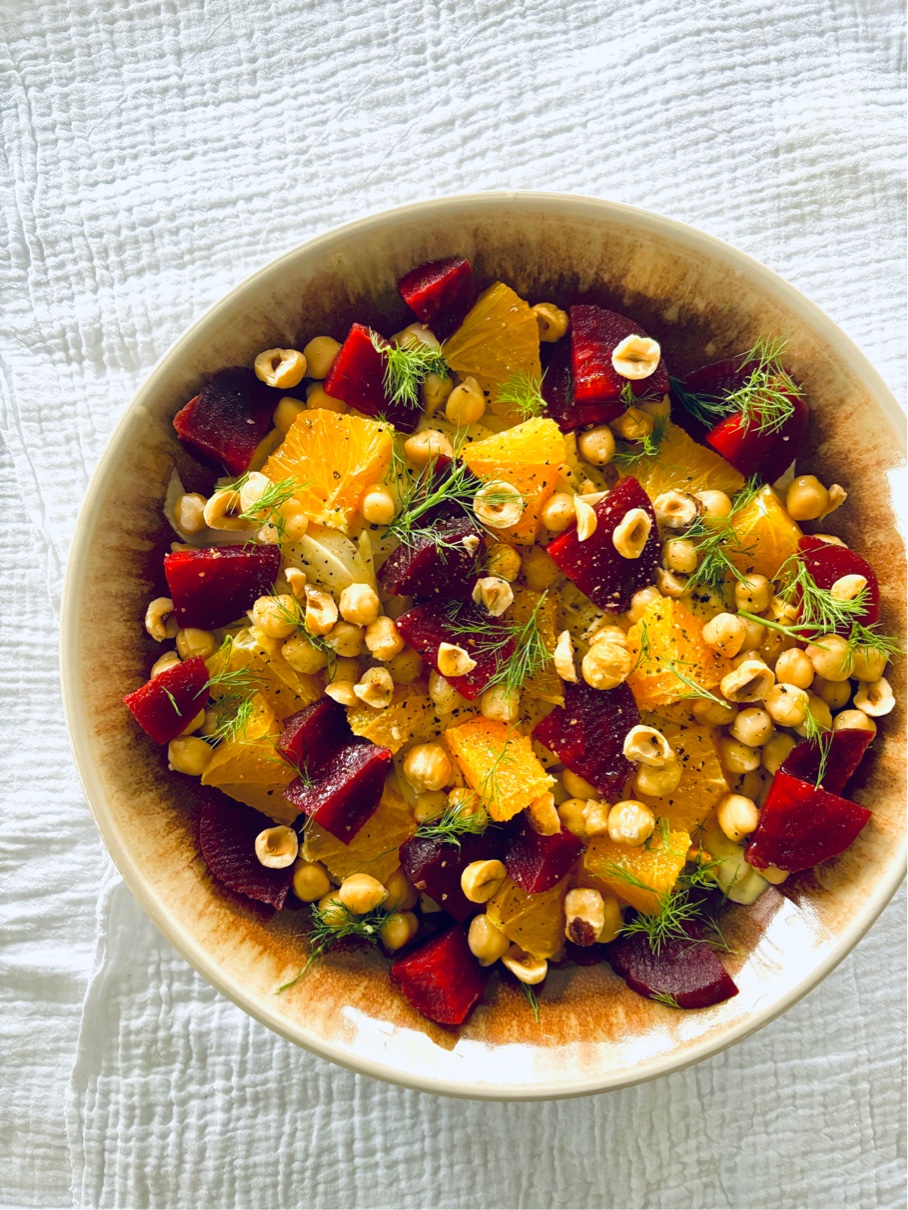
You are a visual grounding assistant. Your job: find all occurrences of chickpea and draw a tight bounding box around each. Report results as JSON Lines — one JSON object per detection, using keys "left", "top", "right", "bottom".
{"left": 762, "top": 731, "right": 797, "bottom": 775}
{"left": 774, "top": 648, "right": 815, "bottom": 690}
{"left": 663, "top": 538, "right": 698, "bottom": 575}
{"left": 316, "top": 894, "right": 348, "bottom": 927}
{"left": 383, "top": 869, "right": 418, "bottom": 912}
{"left": 387, "top": 646, "right": 423, "bottom": 685}
{"left": 282, "top": 633, "right": 330, "bottom": 674}
{"left": 339, "top": 582, "right": 381, "bottom": 627}
{"left": 734, "top": 574, "right": 772, "bottom": 614}
{"left": 694, "top": 489, "right": 733, "bottom": 520}
{"left": 151, "top": 650, "right": 182, "bottom": 679}
{"left": 445, "top": 376, "right": 486, "bottom": 425}
{"left": 403, "top": 429, "right": 454, "bottom": 468}
{"left": 577, "top": 426, "right": 616, "bottom": 467}
{"left": 480, "top": 684, "right": 520, "bottom": 723}
{"left": 717, "top": 735, "right": 761, "bottom": 774}
{"left": 806, "top": 634, "right": 854, "bottom": 682}
{"left": 413, "top": 790, "right": 448, "bottom": 823}
{"left": 541, "top": 492, "right": 577, "bottom": 532}
{"left": 324, "top": 678, "right": 357, "bottom": 707}
{"left": 302, "top": 335, "right": 342, "bottom": 379}
{"left": 487, "top": 542, "right": 521, "bottom": 582}
{"left": 634, "top": 760, "right": 683, "bottom": 797}
{"left": 833, "top": 708, "right": 878, "bottom": 735}
{"left": 812, "top": 675, "right": 852, "bottom": 710}
{"left": 522, "top": 545, "right": 562, "bottom": 591}
{"left": 365, "top": 615, "right": 405, "bottom": 661}
{"left": 422, "top": 372, "right": 453, "bottom": 415}
{"left": 611, "top": 407, "right": 654, "bottom": 442}
{"left": 468, "top": 915, "right": 510, "bottom": 966}
{"left": 702, "top": 612, "right": 747, "bottom": 657}
{"left": 403, "top": 742, "right": 452, "bottom": 792}
{"left": 786, "top": 475, "right": 829, "bottom": 522}
{"left": 250, "top": 594, "right": 297, "bottom": 639}
{"left": 428, "top": 669, "right": 468, "bottom": 714}
{"left": 337, "top": 873, "right": 388, "bottom": 915}
{"left": 850, "top": 644, "right": 888, "bottom": 683}
{"left": 562, "top": 769, "right": 599, "bottom": 800}
{"left": 167, "top": 736, "right": 214, "bottom": 776}
{"left": 324, "top": 620, "right": 365, "bottom": 659}
{"left": 557, "top": 797, "right": 589, "bottom": 838}
{"left": 739, "top": 617, "right": 766, "bottom": 653}
{"left": 763, "top": 683, "right": 809, "bottom": 728}
{"left": 729, "top": 706, "right": 775, "bottom": 747}
{"left": 716, "top": 793, "right": 760, "bottom": 842}
{"left": 582, "top": 641, "right": 633, "bottom": 690}
{"left": 795, "top": 694, "right": 833, "bottom": 737}
{"left": 598, "top": 894, "right": 624, "bottom": 944}
{"left": 361, "top": 485, "right": 397, "bottom": 525}
{"left": 626, "top": 585, "right": 662, "bottom": 625}
{"left": 692, "top": 698, "right": 738, "bottom": 726}
{"left": 607, "top": 800, "right": 655, "bottom": 846}
{"left": 292, "top": 860, "right": 332, "bottom": 903}
{"left": 306, "top": 383, "right": 347, "bottom": 413}
{"left": 380, "top": 912, "right": 419, "bottom": 951}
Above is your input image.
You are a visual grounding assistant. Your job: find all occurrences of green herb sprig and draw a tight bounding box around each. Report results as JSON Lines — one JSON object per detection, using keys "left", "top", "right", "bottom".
{"left": 372, "top": 333, "right": 448, "bottom": 410}
{"left": 277, "top": 899, "right": 390, "bottom": 992}
{"left": 671, "top": 336, "right": 802, "bottom": 435}
{"left": 520, "top": 983, "right": 541, "bottom": 1022}
{"left": 496, "top": 372, "right": 547, "bottom": 419}
{"left": 414, "top": 799, "right": 491, "bottom": 848}
{"left": 613, "top": 414, "right": 669, "bottom": 467}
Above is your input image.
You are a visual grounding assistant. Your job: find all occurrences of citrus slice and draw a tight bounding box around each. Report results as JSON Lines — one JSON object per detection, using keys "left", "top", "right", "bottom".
{"left": 725, "top": 484, "right": 802, "bottom": 581}
{"left": 636, "top": 724, "right": 728, "bottom": 834}
{"left": 619, "top": 420, "right": 745, "bottom": 500}
{"left": 302, "top": 781, "right": 414, "bottom": 884}
{"left": 504, "top": 586, "right": 561, "bottom": 704}
{"left": 208, "top": 628, "right": 322, "bottom": 723}
{"left": 443, "top": 281, "right": 542, "bottom": 405}
{"left": 346, "top": 681, "right": 438, "bottom": 754}
{"left": 583, "top": 828, "right": 690, "bottom": 915}
{"left": 201, "top": 694, "right": 297, "bottom": 823}
{"left": 263, "top": 410, "right": 392, "bottom": 530}
{"left": 486, "top": 875, "right": 569, "bottom": 960}
{"left": 444, "top": 717, "right": 554, "bottom": 821}
{"left": 461, "top": 417, "right": 565, "bottom": 544}
{"left": 626, "top": 597, "right": 733, "bottom": 710}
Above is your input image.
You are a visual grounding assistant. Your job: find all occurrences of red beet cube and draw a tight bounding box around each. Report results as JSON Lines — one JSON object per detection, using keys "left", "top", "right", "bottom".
{"left": 123, "top": 655, "right": 210, "bottom": 745}
{"left": 502, "top": 817, "right": 583, "bottom": 894}
{"left": 173, "top": 367, "right": 277, "bottom": 476}
{"left": 569, "top": 306, "right": 670, "bottom": 420}
{"left": 390, "top": 924, "right": 488, "bottom": 1025}
{"left": 533, "top": 680, "right": 638, "bottom": 800}
{"left": 606, "top": 925, "right": 739, "bottom": 1009}
{"left": 199, "top": 798, "right": 293, "bottom": 909}
{"left": 781, "top": 728, "right": 873, "bottom": 797}
{"left": 546, "top": 476, "right": 660, "bottom": 613}
{"left": 378, "top": 516, "right": 483, "bottom": 600}
{"left": 323, "top": 323, "right": 420, "bottom": 432}
{"left": 164, "top": 544, "right": 282, "bottom": 630}
{"left": 746, "top": 770, "right": 871, "bottom": 873}
{"left": 276, "top": 698, "right": 353, "bottom": 775}
{"left": 798, "top": 536, "right": 879, "bottom": 633}
{"left": 395, "top": 602, "right": 514, "bottom": 700}
{"left": 399, "top": 832, "right": 503, "bottom": 922}
{"left": 397, "top": 257, "right": 476, "bottom": 340}
{"left": 284, "top": 741, "right": 392, "bottom": 842}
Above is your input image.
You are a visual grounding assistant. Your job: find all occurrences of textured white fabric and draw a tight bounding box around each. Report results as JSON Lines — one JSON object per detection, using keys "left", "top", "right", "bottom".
{"left": 1, "top": 0, "right": 905, "bottom": 1206}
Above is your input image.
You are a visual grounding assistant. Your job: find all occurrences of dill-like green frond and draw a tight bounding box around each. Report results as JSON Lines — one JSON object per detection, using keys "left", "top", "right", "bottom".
{"left": 650, "top": 990, "right": 682, "bottom": 1009}
{"left": 671, "top": 337, "right": 802, "bottom": 436}
{"left": 414, "top": 799, "right": 491, "bottom": 848}
{"left": 520, "top": 982, "right": 541, "bottom": 1021}
{"left": 612, "top": 414, "right": 669, "bottom": 467}
{"left": 277, "top": 899, "right": 389, "bottom": 992}
{"left": 496, "top": 372, "right": 547, "bottom": 419}
{"left": 371, "top": 333, "right": 448, "bottom": 410}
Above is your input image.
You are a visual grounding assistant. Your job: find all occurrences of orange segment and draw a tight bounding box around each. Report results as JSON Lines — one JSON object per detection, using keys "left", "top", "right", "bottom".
{"left": 725, "top": 484, "right": 802, "bottom": 581}
{"left": 461, "top": 417, "right": 565, "bottom": 544}
{"left": 346, "top": 681, "right": 438, "bottom": 754}
{"left": 504, "top": 586, "right": 561, "bottom": 703}
{"left": 583, "top": 829, "right": 690, "bottom": 915}
{"left": 207, "top": 628, "right": 322, "bottom": 723}
{"left": 619, "top": 420, "right": 745, "bottom": 500}
{"left": 486, "top": 875, "right": 569, "bottom": 960}
{"left": 626, "top": 597, "right": 733, "bottom": 709}
{"left": 443, "top": 282, "right": 542, "bottom": 405}
{"left": 444, "top": 717, "right": 554, "bottom": 821}
{"left": 263, "top": 410, "right": 392, "bottom": 530}
{"left": 303, "top": 782, "right": 414, "bottom": 884}
{"left": 201, "top": 694, "right": 296, "bottom": 824}
{"left": 637, "top": 725, "right": 728, "bottom": 834}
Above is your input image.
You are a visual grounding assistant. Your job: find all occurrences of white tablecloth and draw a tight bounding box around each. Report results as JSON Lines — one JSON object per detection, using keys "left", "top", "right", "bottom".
{"left": 1, "top": 0, "right": 905, "bottom": 1206}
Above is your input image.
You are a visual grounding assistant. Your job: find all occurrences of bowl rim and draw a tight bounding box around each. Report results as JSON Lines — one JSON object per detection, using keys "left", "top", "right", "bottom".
{"left": 60, "top": 191, "right": 907, "bottom": 1100}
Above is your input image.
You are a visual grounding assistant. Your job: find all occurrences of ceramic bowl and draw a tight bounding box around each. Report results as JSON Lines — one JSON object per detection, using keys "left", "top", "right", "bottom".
{"left": 61, "top": 193, "right": 906, "bottom": 1099}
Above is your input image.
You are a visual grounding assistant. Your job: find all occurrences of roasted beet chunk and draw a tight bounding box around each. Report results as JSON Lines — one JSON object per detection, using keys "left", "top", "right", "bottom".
{"left": 164, "top": 544, "right": 282, "bottom": 630}
{"left": 397, "top": 257, "right": 476, "bottom": 340}
{"left": 606, "top": 924, "right": 739, "bottom": 1009}
{"left": 284, "top": 741, "right": 391, "bottom": 842}
{"left": 276, "top": 698, "right": 353, "bottom": 774}
{"left": 378, "top": 516, "right": 483, "bottom": 600}
{"left": 799, "top": 537, "right": 880, "bottom": 633}
{"left": 390, "top": 924, "right": 488, "bottom": 1025}
{"left": 123, "top": 655, "right": 210, "bottom": 745}
{"left": 533, "top": 680, "right": 638, "bottom": 800}
{"left": 199, "top": 799, "right": 293, "bottom": 909}
{"left": 323, "top": 323, "right": 420, "bottom": 432}
{"left": 395, "top": 602, "right": 514, "bottom": 700}
{"left": 173, "top": 367, "right": 276, "bottom": 476}
{"left": 399, "top": 832, "right": 503, "bottom": 922}
{"left": 502, "top": 817, "right": 583, "bottom": 894}
{"left": 569, "top": 305, "right": 670, "bottom": 421}
{"left": 546, "top": 476, "right": 660, "bottom": 613}
{"left": 746, "top": 770, "right": 871, "bottom": 873}
{"left": 781, "top": 728, "right": 873, "bottom": 797}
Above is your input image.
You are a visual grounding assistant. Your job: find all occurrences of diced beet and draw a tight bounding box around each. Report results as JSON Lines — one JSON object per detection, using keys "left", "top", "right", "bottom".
{"left": 378, "top": 516, "right": 483, "bottom": 600}
{"left": 123, "top": 656, "right": 210, "bottom": 745}
{"left": 569, "top": 305, "right": 670, "bottom": 419}
{"left": 781, "top": 728, "right": 873, "bottom": 796}
{"left": 533, "top": 680, "right": 638, "bottom": 800}
{"left": 164, "top": 544, "right": 282, "bottom": 630}
{"left": 399, "top": 831, "right": 503, "bottom": 922}
{"left": 276, "top": 698, "right": 353, "bottom": 774}
{"left": 323, "top": 323, "right": 420, "bottom": 432}
{"left": 173, "top": 367, "right": 276, "bottom": 477}
{"left": 284, "top": 741, "right": 392, "bottom": 842}
{"left": 746, "top": 770, "right": 871, "bottom": 873}
{"left": 544, "top": 328, "right": 646, "bottom": 433}
{"left": 799, "top": 536, "right": 879, "bottom": 632}
{"left": 546, "top": 476, "right": 660, "bottom": 613}
{"left": 395, "top": 602, "right": 514, "bottom": 700}
{"left": 397, "top": 257, "right": 476, "bottom": 340}
{"left": 606, "top": 925, "right": 739, "bottom": 1009}
{"left": 199, "top": 798, "right": 293, "bottom": 909}
{"left": 502, "top": 816, "right": 583, "bottom": 894}
{"left": 390, "top": 924, "right": 488, "bottom": 1025}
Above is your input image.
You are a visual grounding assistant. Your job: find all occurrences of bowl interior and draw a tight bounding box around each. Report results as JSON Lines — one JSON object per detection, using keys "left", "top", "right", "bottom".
{"left": 62, "top": 194, "right": 906, "bottom": 1098}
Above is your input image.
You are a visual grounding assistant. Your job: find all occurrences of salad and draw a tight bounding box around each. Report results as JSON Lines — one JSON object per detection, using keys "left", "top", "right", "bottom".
{"left": 123, "top": 255, "right": 899, "bottom": 1027}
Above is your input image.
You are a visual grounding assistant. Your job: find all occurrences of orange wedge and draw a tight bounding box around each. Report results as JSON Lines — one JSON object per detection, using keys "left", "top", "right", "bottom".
{"left": 504, "top": 586, "right": 561, "bottom": 703}
{"left": 303, "top": 782, "right": 414, "bottom": 884}
{"left": 443, "top": 282, "right": 541, "bottom": 405}
{"left": 583, "top": 828, "right": 690, "bottom": 915}
{"left": 726, "top": 484, "right": 802, "bottom": 581}
{"left": 207, "top": 628, "right": 322, "bottom": 723}
{"left": 636, "top": 724, "right": 728, "bottom": 834}
{"left": 263, "top": 409, "right": 392, "bottom": 530}
{"left": 486, "top": 875, "right": 569, "bottom": 960}
{"left": 626, "top": 596, "right": 733, "bottom": 709}
{"left": 201, "top": 694, "right": 296, "bottom": 824}
{"left": 444, "top": 717, "right": 554, "bottom": 821}
{"left": 461, "top": 417, "right": 565, "bottom": 544}
{"left": 346, "top": 681, "right": 438, "bottom": 754}
{"left": 619, "top": 420, "right": 745, "bottom": 500}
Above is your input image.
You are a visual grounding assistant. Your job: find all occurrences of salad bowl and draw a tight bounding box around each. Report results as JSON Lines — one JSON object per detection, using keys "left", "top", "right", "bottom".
{"left": 60, "top": 192, "right": 906, "bottom": 1099}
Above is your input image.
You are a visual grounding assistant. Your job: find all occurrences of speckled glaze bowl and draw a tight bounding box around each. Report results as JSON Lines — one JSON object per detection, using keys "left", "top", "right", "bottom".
{"left": 61, "top": 194, "right": 906, "bottom": 1099}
